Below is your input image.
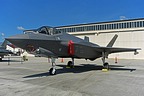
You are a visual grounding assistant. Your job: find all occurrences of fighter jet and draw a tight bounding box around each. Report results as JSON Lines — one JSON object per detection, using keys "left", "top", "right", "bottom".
{"left": 0, "top": 40, "right": 13, "bottom": 61}
{"left": 6, "top": 26, "right": 140, "bottom": 75}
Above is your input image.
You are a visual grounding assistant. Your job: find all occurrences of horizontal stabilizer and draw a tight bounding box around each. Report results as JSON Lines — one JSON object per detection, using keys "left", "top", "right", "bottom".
{"left": 93, "top": 46, "right": 141, "bottom": 55}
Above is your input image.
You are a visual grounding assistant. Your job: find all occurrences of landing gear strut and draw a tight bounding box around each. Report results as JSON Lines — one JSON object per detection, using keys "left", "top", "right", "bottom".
{"left": 102, "top": 52, "right": 109, "bottom": 69}
{"left": 49, "top": 57, "right": 56, "bottom": 75}
{"left": 67, "top": 58, "right": 74, "bottom": 68}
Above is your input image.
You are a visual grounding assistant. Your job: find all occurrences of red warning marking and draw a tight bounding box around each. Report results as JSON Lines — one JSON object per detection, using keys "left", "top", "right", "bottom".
{"left": 68, "top": 40, "right": 74, "bottom": 56}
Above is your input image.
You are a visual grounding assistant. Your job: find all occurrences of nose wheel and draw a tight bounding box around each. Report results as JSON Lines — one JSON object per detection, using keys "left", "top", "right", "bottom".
{"left": 49, "top": 57, "right": 57, "bottom": 75}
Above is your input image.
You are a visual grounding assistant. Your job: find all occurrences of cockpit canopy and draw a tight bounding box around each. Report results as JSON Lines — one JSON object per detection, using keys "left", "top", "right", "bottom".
{"left": 24, "top": 26, "right": 62, "bottom": 35}
{"left": 37, "top": 26, "right": 62, "bottom": 35}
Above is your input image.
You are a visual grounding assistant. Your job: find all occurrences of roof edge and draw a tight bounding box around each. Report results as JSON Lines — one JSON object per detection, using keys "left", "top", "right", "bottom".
{"left": 55, "top": 18, "right": 144, "bottom": 28}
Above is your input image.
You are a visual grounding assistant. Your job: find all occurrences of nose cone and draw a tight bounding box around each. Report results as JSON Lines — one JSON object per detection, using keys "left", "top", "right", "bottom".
{"left": 6, "top": 34, "right": 29, "bottom": 48}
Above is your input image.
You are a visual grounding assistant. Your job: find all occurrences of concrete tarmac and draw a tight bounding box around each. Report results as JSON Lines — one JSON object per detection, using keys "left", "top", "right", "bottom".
{"left": 0, "top": 56, "right": 144, "bottom": 96}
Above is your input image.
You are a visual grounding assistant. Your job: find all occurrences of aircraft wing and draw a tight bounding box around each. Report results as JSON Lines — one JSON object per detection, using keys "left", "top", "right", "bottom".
{"left": 0, "top": 49, "right": 13, "bottom": 56}
{"left": 93, "top": 46, "right": 141, "bottom": 55}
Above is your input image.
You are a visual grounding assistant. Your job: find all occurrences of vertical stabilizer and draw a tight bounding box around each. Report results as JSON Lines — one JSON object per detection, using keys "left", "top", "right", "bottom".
{"left": 106, "top": 34, "right": 118, "bottom": 47}
{"left": 84, "top": 36, "right": 89, "bottom": 42}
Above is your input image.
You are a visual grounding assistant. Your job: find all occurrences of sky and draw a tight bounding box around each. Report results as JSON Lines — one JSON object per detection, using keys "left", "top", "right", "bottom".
{"left": 0, "top": 0, "right": 144, "bottom": 41}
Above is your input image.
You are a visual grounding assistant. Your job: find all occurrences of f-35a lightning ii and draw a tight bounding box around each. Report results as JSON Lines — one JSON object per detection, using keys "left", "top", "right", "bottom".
{"left": 6, "top": 26, "right": 141, "bottom": 75}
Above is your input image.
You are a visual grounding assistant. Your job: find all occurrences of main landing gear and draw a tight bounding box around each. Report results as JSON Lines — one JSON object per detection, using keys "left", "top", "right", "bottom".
{"left": 102, "top": 52, "right": 110, "bottom": 70}
{"left": 67, "top": 58, "right": 74, "bottom": 68}
{"left": 103, "top": 62, "right": 109, "bottom": 69}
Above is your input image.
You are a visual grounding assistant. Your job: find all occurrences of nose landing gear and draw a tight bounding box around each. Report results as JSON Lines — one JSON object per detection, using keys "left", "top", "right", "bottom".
{"left": 49, "top": 67, "right": 56, "bottom": 75}
{"left": 49, "top": 57, "right": 57, "bottom": 75}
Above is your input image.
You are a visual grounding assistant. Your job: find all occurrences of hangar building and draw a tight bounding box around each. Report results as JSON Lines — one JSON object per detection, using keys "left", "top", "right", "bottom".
{"left": 56, "top": 18, "right": 144, "bottom": 59}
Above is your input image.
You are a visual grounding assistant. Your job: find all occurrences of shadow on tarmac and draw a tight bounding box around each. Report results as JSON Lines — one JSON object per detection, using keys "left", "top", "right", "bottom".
{"left": 23, "top": 63, "right": 136, "bottom": 78}
{"left": 0, "top": 60, "right": 22, "bottom": 62}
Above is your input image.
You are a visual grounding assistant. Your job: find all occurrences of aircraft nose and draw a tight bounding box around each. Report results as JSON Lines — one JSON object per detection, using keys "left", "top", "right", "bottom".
{"left": 6, "top": 34, "right": 29, "bottom": 46}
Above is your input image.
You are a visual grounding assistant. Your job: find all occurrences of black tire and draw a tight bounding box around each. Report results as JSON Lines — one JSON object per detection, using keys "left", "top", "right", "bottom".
{"left": 49, "top": 68, "right": 56, "bottom": 75}
{"left": 103, "top": 62, "right": 109, "bottom": 69}
{"left": 67, "top": 61, "right": 73, "bottom": 68}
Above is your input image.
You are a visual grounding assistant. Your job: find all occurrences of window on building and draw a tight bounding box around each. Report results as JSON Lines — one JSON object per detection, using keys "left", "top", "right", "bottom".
{"left": 58, "top": 20, "right": 144, "bottom": 33}
{"left": 123, "top": 23, "right": 127, "bottom": 28}
{"left": 134, "top": 22, "right": 137, "bottom": 28}
{"left": 107, "top": 24, "right": 110, "bottom": 29}
{"left": 104, "top": 24, "right": 107, "bottom": 30}
{"left": 140, "top": 21, "right": 143, "bottom": 27}
{"left": 119, "top": 23, "right": 122, "bottom": 29}
{"left": 142, "top": 21, "right": 144, "bottom": 27}
{"left": 113, "top": 24, "right": 116, "bottom": 29}
{"left": 126, "top": 22, "right": 129, "bottom": 28}
{"left": 87, "top": 26, "right": 95, "bottom": 31}
{"left": 100, "top": 25, "right": 102, "bottom": 30}
{"left": 129, "top": 22, "right": 132, "bottom": 28}
{"left": 137, "top": 21, "right": 140, "bottom": 27}
{"left": 95, "top": 25, "right": 98, "bottom": 30}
